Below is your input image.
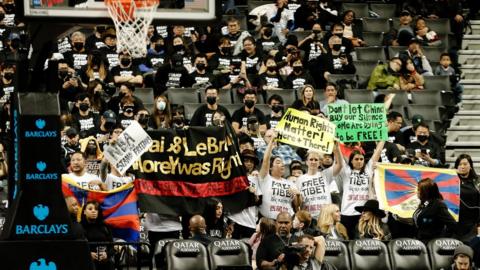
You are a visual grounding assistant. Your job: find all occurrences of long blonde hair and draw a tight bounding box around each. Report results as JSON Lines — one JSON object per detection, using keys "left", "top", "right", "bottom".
{"left": 357, "top": 212, "right": 385, "bottom": 239}
{"left": 317, "top": 204, "right": 338, "bottom": 235}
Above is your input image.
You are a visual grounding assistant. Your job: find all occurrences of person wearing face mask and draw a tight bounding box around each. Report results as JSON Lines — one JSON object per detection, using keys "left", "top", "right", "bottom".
{"left": 106, "top": 83, "right": 144, "bottom": 115}
{"left": 139, "top": 35, "right": 166, "bottom": 75}
{"left": 406, "top": 122, "right": 444, "bottom": 167}
{"left": 72, "top": 93, "right": 100, "bottom": 138}
{"left": 259, "top": 56, "right": 285, "bottom": 91}
{"left": 286, "top": 58, "right": 316, "bottom": 90}
{"left": 118, "top": 96, "right": 137, "bottom": 129}
{"left": 232, "top": 89, "right": 268, "bottom": 135}
{"left": 171, "top": 106, "right": 186, "bottom": 128}
{"left": 111, "top": 51, "right": 144, "bottom": 87}
{"left": 99, "top": 27, "right": 119, "bottom": 70}
{"left": 79, "top": 137, "right": 103, "bottom": 176}
{"left": 367, "top": 57, "right": 402, "bottom": 91}
{"left": 93, "top": 110, "right": 118, "bottom": 150}
{"left": 256, "top": 24, "right": 281, "bottom": 55}
{"left": 322, "top": 23, "right": 353, "bottom": 56}
{"left": 266, "top": 95, "right": 284, "bottom": 130}
{"left": 85, "top": 25, "right": 108, "bottom": 52}
{"left": 63, "top": 31, "right": 89, "bottom": 73}
{"left": 299, "top": 23, "right": 327, "bottom": 65}
{"left": 190, "top": 86, "right": 231, "bottom": 127}
{"left": 189, "top": 54, "right": 216, "bottom": 87}
{"left": 133, "top": 108, "right": 151, "bottom": 130}
{"left": 152, "top": 95, "right": 172, "bottom": 128}
{"left": 154, "top": 53, "right": 194, "bottom": 96}
{"left": 0, "top": 62, "right": 15, "bottom": 103}
{"left": 3, "top": 32, "right": 28, "bottom": 62}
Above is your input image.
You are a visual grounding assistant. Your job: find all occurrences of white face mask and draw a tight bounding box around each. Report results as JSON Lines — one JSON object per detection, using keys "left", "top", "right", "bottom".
{"left": 156, "top": 101, "right": 166, "bottom": 111}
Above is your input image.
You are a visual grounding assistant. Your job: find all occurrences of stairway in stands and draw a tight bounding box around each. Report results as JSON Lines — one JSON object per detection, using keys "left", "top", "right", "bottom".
{"left": 447, "top": 20, "right": 480, "bottom": 171}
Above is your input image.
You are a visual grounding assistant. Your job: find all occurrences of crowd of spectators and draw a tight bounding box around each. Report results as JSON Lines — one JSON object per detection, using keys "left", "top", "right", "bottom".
{"left": 0, "top": 0, "right": 480, "bottom": 269}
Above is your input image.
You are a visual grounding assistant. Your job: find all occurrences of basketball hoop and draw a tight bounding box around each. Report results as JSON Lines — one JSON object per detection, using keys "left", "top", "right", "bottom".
{"left": 105, "top": 0, "right": 159, "bottom": 58}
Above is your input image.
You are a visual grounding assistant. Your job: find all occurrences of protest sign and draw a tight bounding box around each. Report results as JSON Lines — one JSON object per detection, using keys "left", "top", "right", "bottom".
{"left": 275, "top": 108, "right": 336, "bottom": 153}
{"left": 374, "top": 163, "right": 460, "bottom": 221}
{"left": 328, "top": 103, "right": 387, "bottom": 142}
{"left": 132, "top": 126, "right": 250, "bottom": 216}
{"left": 104, "top": 121, "right": 153, "bottom": 174}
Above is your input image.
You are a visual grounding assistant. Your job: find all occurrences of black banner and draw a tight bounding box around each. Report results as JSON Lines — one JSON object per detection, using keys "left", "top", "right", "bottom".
{"left": 133, "top": 126, "right": 251, "bottom": 216}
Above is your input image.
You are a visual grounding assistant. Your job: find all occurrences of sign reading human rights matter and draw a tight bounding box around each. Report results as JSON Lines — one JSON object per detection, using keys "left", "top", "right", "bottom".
{"left": 104, "top": 121, "right": 153, "bottom": 174}
{"left": 328, "top": 103, "right": 387, "bottom": 142}
{"left": 276, "top": 108, "right": 336, "bottom": 153}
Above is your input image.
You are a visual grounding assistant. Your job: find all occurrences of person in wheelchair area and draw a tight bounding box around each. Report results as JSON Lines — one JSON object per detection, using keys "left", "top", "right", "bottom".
{"left": 444, "top": 245, "right": 478, "bottom": 270}
{"left": 281, "top": 234, "right": 336, "bottom": 270}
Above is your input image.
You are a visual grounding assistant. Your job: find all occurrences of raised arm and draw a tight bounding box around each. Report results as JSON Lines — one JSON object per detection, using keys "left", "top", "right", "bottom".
{"left": 370, "top": 141, "right": 386, "bottom": 166}
{"left": 314, "top": 236, "right": 326, "bottom": 263}
{"left": 332, "top": 141, "right": 343, "bottom": 176}
{"left": 259, "top": 134, "right": 275, "bottom": 180}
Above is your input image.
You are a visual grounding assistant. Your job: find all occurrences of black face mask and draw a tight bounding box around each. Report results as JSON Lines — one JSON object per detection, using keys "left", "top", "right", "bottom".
{"left": 264, "top": 28, "right": 273, "bottom": 37}
{"left": 92, "top": 56, "right": 102, "bottom": 66}
{"left": 244, "top": 100, "right": 255, "bottom": 109}
{"left": 173, "top": 45, "right": 184, "bottom": 52}
{"left": 3, "top": 72, "right": 13, "bottom": 81}
{"left": 73, "top": 42, "right": 84, "bottom": 51}
{"left": 138, "top": 115, "right": 150, "bottom": 125}
{"left": 221, "top": 47, "right": 231, "bottom": 55}
{"left": 267, "top": 66, "right": 277, "bottom": 72}
{"left": 154, "top": 44, "right": 164, "bottom": 52}
{"left": 417, "top": 135, "right": 429, "bottom": 142}
{"left": 173, "top": 116, "right": 184, "bottom": 126}
{"left": 272, "top": 104, "right": 282, "bottom": 113}
{"left": 0, "top": 13, "right": 5, "bottom": 21}
{"left": 206, "top": 96, "right": 216, "bottom": 105}
{"left": 120, "top": 57, "right": 131, "bottom": 66}
{"left": 196, "top": 63, "right": 206, "bottom": 71}
{"left": 123, "top": 106, "right": 134, "bottom": 114}
{"left": 79, "top": 103, "right": 89, "bottom": 112}
{"left": 86, "top": 145, "right": 97, "bottom": 155}
{"left": 10, "top": 39, "right": 20, "bottom": 49}
{"left": 104, "top": 122, "right": 115, "bottom": 131}
{"left": 4, "top": 4, "right": 14, "bottom": 13}
{"left": 334, "top": 33, "right": 343, "bottom": 39}
{"left": 58, "top": 70, "right": 68, "bottom": 80}
{"left": 293, "top": 66, "right": 303, "bottom": 73}
{"left": 332, "top": 44, "right": 341, "bottom": 51}
{"left": 313, "top": 30, "right": 321, "bottom": 35}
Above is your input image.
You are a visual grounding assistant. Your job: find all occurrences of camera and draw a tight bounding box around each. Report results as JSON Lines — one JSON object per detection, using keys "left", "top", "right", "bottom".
{"left": 283, "top": 244, "right": 307, "bottom": 269}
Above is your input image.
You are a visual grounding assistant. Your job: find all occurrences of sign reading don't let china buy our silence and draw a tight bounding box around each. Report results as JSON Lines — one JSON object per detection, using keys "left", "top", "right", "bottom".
{"left": 275, "top": 108, "right": 336, "bottom": 154}
{"left": 327, "top": 103, "right": 387, "bottom": 142}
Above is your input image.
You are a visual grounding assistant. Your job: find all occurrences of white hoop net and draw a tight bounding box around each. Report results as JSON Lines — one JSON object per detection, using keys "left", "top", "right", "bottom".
{"left": 106, "top": 0, "right": 159, "bottom": 58}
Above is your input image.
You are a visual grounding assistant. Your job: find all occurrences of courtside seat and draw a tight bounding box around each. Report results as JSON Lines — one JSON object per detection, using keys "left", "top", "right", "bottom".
{"left": 165, "top": 240, "right": 209, "bottom": 270}
{"left": 349, "top": 239, "right": 392, "bottom": 270}
{"left": 154, "top": 238, "right": 177, "bottom": 270}
{"left": 427, "top": 238, "right": 462, "bottom": 270}
{"left": 207, "top": 239, "right": 252, "bottom": 270}
{"left": 324, "top": 239, "right": 350, "bottom": 270}
{"left": 388, "top": 238, "right": 431, "bottom": 270}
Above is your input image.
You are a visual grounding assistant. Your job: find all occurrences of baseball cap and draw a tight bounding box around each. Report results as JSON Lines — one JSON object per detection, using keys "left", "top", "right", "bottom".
{"left": 103, "top": 110, "right": 117, "bottom": 124}
{"left": 411, "top": 114, "right": 425, "bottom": 126}
{"left": 400, "top": 10, "right": 411, "bottom": 17}
{"left": 409, "top": 38, "right": 422, "bottom": 45}
{"left": 454, "top": 245, "right": 474, "bottom": 260}
{"left": 66, "top": 127, "right": 78, "bottom": 138}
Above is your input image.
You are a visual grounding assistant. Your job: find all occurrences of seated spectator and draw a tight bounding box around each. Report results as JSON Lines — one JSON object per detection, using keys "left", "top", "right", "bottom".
{"left": 285, "top": 57, "right": 316, "bottom": 90}
{"left": 292, "top": 84, "right": 321, "bottom": 115}
{"left": 139, "top": 34, "right": 166, "bottom": 75}
{"left": 282, "top": 234, "right": 327, "bottom": 270}
{"left": 322, "top": 23, "right": 354, "bottom": 56}
{"left": 203, "top": 198, "right": 229, "bottom": 238}
{"left": 249, "top": 217, "right": 276, "bottom": 268}
{"left": 451, "top": 245, "right": 477, "bottom": 270}
{"left": 100, "top": 27, "right": 119, "bottom": 70}
{"left": 63, "top": 31, "right": 88, "bottom": 73}
{"left": 317, "top": 204, "right": 349, "bottom": 240}
{"left": 79, "top": 50, "right": 113, "bottom": 89}
{"left": 232, "top": 89, "right": 267, "bottom": 135}
{"left": 239, "top": 134, "right": 255, "bottom": 153}
{"left": 299, "top": 23, "right": 327, "bottom": 65}
{"left": 118, "top": 96, "right": 137, "bottom": 129}
{"left": 2, "top": 31, "right": 28, "bottom": 63}
{"left": 257, "top": 129, "right": 302, "bottom": 168}
{"left": 64, "top": 152, "right": 104, "bottom": 190}
{"left": 111, "top": 51, "right": 143, "bottom": 87}
{"left": 319, "top": 83, "right": 349, "bottom": 115}
{"left": 265, "top": 0, "right": 294, "bottom": 43}
{"left": 407, "top": 122, "right": 444, "bottom": 167}
{"left": 151, "top": 95, "right": 171, "bottom": 129}
{"left": 398, "top": 38, "right": 433, "bottom": 76}
{"left": 71, "top": 93, "right": 100, "bottom": 138}
{"left": 154, "top": 53, "right": 194, "bottom": 96}
{"left": 258, "top": 56, "right": 285, "bottom": 91}
{"left": 135, "top": 107, "right": 151, "bottom": 130}
{"left": 341, "top": 10, "right": 365, "bottom": 47}
{"left": 168, "top": 34, "right": 194, "bottom": 72}
{"left": 399, "top": 58, "right": 425, "bottom": 91}
{"left": 435, "top": 53, "right": 463, "bottom": 103}
{"left": 190, "top": 86, "right": 231, "bottom": 127}
{"left": 107, "top": 83, "right": 143, "bottom": 115}
{"left": 415, "top": 17, "right": 442, "bottom": 47}
{"left": 79, "top": 136, "right": 103, "bottom": 176}
{"left": 190, "top": 53, "right": 215, "bottom": 87}
{"left": 0, "top": 62, "right": 16, "bottom": 103}
{"left": 354, "top": 199, "right": 391, "bottom": 240}
{"left": 256, "top": 23, "right": 281, "bottom": 55}
{"left": 57, "top": 59, "right": 85, "bottom": 113}
{"left": 317, "top": 35, "right": 356, "bottom": 88}
{"left": 384, "top": 10, "right": 415, "bottom": 46}
{"left": 85, "top": 25, "right": 107, "bottom": 51}
{"left": 81, "top": 200, "right": 115, "bottom": 270}
{"left": 189, "top": 215, "right": 216, "bottom": 246}
{"left": 241, "top": 36, "right": 263, "bottom": 83}
{"left": 413, "top": 178, "right": 456, "bottom": 243}
{"left": 387, "top": 111, "right": 406, "bottom": 152}
{"left": 224, "top": 17, "right": 251, "bottom": 56}
{"left": 367, "top": 57, "right": 402, "bottom": 91}
{"left": 274, "top": 35, "right": 300, "bottom": 76}
{"left": 266, "top": 94, "right": 285, "bottom": 130}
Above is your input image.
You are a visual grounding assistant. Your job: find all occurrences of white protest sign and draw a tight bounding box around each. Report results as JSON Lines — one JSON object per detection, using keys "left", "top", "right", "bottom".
{"left": 104, "top": 121, "right": 153, "bottom": 174}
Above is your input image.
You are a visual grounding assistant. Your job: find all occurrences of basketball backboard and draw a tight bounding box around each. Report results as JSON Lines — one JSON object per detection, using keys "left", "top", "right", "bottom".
{"left": 22, "top": 0, "right": 218, "bottom": 22}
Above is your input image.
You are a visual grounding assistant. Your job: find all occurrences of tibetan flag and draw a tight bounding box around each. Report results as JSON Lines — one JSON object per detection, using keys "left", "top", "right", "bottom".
{"left": 374, "top": 163, "right": 460, "bottom": 221}
{"left": 61, "top": 176, "right": 140, "bottom": 242}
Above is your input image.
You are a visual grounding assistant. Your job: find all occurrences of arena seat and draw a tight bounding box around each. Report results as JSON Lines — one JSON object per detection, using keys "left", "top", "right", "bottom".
{"left": 135, "top": 87, "right": 155, "bottom": 113}
{"left": 183, "top": 103, "right": 202, "bottom": 120}
{"left": 356, "top": 46, "right": 387, "bottom": 62}
{"left": 388, "top": 46, "right": 407, "bottom": 59}
{"left": 207, "top": 239, "right": 252, "bottom": 270}
{"left": 424, "top": 75, "right": 451, "bottom": 91}
{"left": 362, "top": 18, "right": 390, "bottom": 33}
{"left": 377, "top": 89, "right": 410, "bottom": 106}
{"left": 264, "top": 89, "right": 297, "bottom": 105}
{"left": 422, "top": 47, "right": 447, "bottom": 63}
{"left": 362, "top": 32, "right": 384, "bottom": 47}
{"left": 354, "top": 60, "right": 378, "bottom": 76}
{"left": 165, "top": 240, "right": 210, "bottom": 270}
{"left": 411, "top": 90, "right": 443, "bottom": 105}
{"left": 424, "top": 18, "right": 451, "bottom": 34}
{"left": 406, "top": 104, "right": 444, "bottom": 121}
{"left": 388, "top": 238, "right": 431, "bottom": 270}
{"left": 427, "top": 238, "right": 462, "bottom": 270}
{"left": 344, "top": 89, "right": 375, "bottom": 103}
{"left": 348, "top": 239, "right": 392, "bottom": 270}
{"left": 255, "top": 104, "right": 272, "bottom": 116}
{"left": 327, "top": 74, "right": 357, "bottom": 85}
{"left": 154, "top": 238, "right": 178, "bottom": 270}
{"left": 324, "top": 239, "right": 351, "bottom": 270}
{"left": 369, "top": 3, "right": 396, "bottom": 18}
{"left": 222, "top": 104, "right": 244, "bottom": 116}
{"left": 342, "top": 3, "right": 369, "bottom": 18}
{"left": 199, "top": 88, "right": 233, "bottom": 104}
{"left": 166, "top": 88, "right": 201, "bottom": 105}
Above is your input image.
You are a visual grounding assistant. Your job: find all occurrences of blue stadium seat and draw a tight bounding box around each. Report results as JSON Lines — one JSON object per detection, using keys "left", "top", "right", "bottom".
{"left": 388, "top": 238, "right": 431, "bottom": 270}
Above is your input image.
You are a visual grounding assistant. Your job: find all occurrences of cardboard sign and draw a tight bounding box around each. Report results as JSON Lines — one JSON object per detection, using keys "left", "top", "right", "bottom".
{"left": 275, "top": 108, "right": 336, "bottom": 153}
{"left": 104, "top": 121, "right": 153, "bottom": 174}
{"left": 328, "top": 103, "right": 387, "bottom": 142}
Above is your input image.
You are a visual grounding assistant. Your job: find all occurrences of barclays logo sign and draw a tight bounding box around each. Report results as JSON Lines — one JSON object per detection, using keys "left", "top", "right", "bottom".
{"left": 25, "top": 161, "right": 58, "bottom": 181}
{"left": 29, "top": 258, "right": 57, "bottom": 270}
{"left": 15, "top": 204, "right": 68, "bottom": 235}
{"left": 24, "top": 118, "right": 57, "bottom": 138}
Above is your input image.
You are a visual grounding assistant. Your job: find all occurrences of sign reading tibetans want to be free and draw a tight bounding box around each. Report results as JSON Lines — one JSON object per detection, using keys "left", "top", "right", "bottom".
{"left": 275, "top": 108, "right": 336, "bottom": 153}
{"left": 327, "top": 103, "right": 388, "bottom": 142}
